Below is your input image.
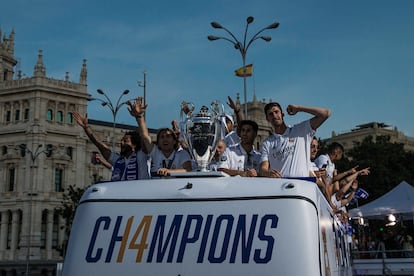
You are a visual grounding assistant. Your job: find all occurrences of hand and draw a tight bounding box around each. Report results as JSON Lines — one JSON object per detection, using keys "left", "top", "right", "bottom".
{"left": 227, "top": 96, "right": 237, "bottom": 111}
{"left": 171, "top": 120, "right": 180, "bottom": 139}
{"left": 348, "top": 165, "right": 359, "bottom": 175}
{"left": 358, "top": 167, "right": 370, "bottom": 176}
{"left": 128, "top": 97, "right": 147, "bottom": 118}
{"left": 244, "top": 168, "right": 258, "bottom": 177}
{"left": 181, "top": 101, "right": 193, "bottom": 115}
{"left": 286, "top": 104, "right": 299, "bottom": 115}
{"left": 157, "top": 168, "right": 170, "bottom": 176}
{"left": 267, "top": 169, "right": 283, "bottom": 178}
{"left": 73, "top": 112, "right": 88, "bottom": 128}
{"left": 315, "top": 169, "right": 327, "bottom": 178}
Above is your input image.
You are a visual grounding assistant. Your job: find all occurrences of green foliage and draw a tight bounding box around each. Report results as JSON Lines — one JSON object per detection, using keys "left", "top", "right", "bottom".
{"left": 336, "top": 135, "right": 414, "bottom": 203}
{"left": 56, "top": 185, "right": 89, "bottom": 237}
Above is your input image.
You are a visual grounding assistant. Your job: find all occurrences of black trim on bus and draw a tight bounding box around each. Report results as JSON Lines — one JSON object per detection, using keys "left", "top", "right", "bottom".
{"left": 80, "top": 195, "right": 317, "bottom": 206}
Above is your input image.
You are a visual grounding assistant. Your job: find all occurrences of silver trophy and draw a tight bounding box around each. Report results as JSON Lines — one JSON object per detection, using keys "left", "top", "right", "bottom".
{"left": 180, "top": 101, "right": 225, "bottom": 172}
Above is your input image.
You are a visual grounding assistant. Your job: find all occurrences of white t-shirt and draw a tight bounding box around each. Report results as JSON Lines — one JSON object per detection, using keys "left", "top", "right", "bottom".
{"left": 260, "top": 120, "right": 315, "bottom": 177}
{"left": 219, "top": 144, "right": 261, "bottom": 171}
{"left": 149, "top": 146, "right": 191, "bottom": 174}
{"left": 314, "top": 154, "right": 335, "bottom": 181}
{"left": 208, "top": 154, "right": 228, "bottom": 171}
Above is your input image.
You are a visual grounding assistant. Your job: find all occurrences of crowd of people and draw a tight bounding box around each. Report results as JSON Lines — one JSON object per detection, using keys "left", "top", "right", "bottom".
{"left": 74, "top": 96, "right": 371, "bottom": 220}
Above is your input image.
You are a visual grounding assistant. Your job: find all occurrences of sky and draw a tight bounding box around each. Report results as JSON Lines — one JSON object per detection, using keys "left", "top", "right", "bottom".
{"left": 1, "top": 0, "right": 414, "bottom": 139}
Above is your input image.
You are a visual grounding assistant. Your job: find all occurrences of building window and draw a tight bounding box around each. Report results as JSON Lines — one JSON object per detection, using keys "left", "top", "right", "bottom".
{"left": 17, "top": 210, "right": 22, "bottom": 249}
{"left": 41, "top": 210, "right": 47, "bottom": 249}
{"left": 24, "top": 108, "right": 29, "bottom": 120}
{"left": 15, "top": 110, "right": 20, "bottom": 121}
{"left": 55, "top": 168, "right": 64, "bottom": 192}
{"left": 66, "top": 112, "right": 73, "bottom": 124}
{"left": 52, "top": 211, "right": 59, "bottom": 249}
{"left": 2, "top": 146, "right": 7, "bottom": 155}
{"left": 6, "top": 210, "right": 12, "bottom": 249}
{"left": 6, "top": 110, "right": 11, "bottom": 122}
{"left": 56, "top": 111, "right": 63, "bottom": 123}
{"left": 8, "top": 167, "right": 15, "bottom": 191}
{"left": 46, "top": 109, "right": 53, "bottom": 121}
{"left": 66, "top": 146, "right": 73, "bottom": 159}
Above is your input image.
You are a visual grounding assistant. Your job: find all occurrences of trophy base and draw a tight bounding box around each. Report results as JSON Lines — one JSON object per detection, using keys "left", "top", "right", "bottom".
{"left": 169, "top": 171, "right": 229, "bottom": 178}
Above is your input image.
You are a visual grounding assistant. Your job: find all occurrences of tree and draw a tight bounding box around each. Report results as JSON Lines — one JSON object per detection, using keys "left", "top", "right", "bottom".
{"left": 336, "top": 135, "right": 414, "bottom": 203}
{"left": 55, "top": 184, "right": 89, "bottom": 256}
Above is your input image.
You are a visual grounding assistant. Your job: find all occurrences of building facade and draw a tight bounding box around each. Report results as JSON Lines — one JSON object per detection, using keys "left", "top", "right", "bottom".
{"left": 327, "top": 122, "right": 414, "bottom": 153}
{"left": 0, "top": 29, "right": 126, "bottom": 275}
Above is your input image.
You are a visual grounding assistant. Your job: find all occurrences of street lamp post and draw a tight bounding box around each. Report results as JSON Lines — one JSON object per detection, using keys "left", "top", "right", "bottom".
{"left": 137, "top": 71, "right": 147, "bottom": 118}
{"left": 208, "top": 16, "right": 279, "bottom": 118}
{"left": 94, "top": 89, "right": 130, "bottom": 149}
{"left": 18, "top": 143, "right": 53, "bottom": 276}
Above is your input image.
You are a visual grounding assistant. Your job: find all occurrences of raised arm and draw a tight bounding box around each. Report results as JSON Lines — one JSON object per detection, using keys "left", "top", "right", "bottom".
{"left": 286, "top": 104, "right": 331, "bottom": 131}
{"left": 227, "top": 96, "right": 244, "bottom": 130}
{"left": 73, "top": 112, "right": 112, "bottom": 160}
{"left": 128, "top": 97, "right": 154, "bottom": 153}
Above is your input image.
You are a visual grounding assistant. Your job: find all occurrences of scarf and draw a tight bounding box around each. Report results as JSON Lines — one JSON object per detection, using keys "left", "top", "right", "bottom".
{"left": 111, "top": 153, "right": 139, "bottom": 181}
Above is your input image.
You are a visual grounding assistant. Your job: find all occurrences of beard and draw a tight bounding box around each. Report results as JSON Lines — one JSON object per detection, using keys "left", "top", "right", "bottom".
{"left": 120, "top": 144, "right": 133, "bottom": 156}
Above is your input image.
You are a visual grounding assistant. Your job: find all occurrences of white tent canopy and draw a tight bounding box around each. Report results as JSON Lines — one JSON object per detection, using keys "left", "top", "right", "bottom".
{"left": 349, "top": 181, "right": 414, "bottom": 218}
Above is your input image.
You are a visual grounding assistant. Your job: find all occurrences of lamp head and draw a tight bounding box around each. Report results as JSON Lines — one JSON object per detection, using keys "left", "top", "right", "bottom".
{"left": 123, "top": 89, "right": 130, "bottom": 95}
{"left": 246, "top": 16, "right": 254, "bottom": 24}
{"left": 208, "top": 35, "right": 220, "bottom": 41}
{"left": 267, "top": 22, "right": 280, "bottom": 29}
{"left": 260, "top": 36, "right": 272, "bottom": 42}
{"left": 211, "top": 22, "right": 223, "bottom": 29}
{"left": 101, "top": 102, "right": 108, "bottom": 107}
{"left": 97, "top": 89, "right": 104, "bottom": 95}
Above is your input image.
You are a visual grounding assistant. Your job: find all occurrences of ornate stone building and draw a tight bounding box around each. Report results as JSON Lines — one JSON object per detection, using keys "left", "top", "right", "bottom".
{"left": 0, "top": 29, "right": 135, "bottom": 275}
{"left": 327, "top": 122, "right": 414, "bottom": 153}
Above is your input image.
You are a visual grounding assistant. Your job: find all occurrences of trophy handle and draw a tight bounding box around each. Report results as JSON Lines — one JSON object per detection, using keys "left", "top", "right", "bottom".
{"left": 180, "top": 101, "right": 195, "bottom": 120}
{"left": 210, "top": 100, "right": 225, "bottom": 116}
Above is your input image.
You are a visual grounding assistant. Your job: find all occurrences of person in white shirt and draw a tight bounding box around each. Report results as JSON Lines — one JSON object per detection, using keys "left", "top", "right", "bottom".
{"left": 219, "top": 120, "right": 261, "bottom": 177}
{"left": 314, "top": 142, "right": 344, "bottom": 182}
{"left": 222, "top": 96, "right": 244, "bottom": 147}
{"left": 222, "top": 114, "right": 240, "bottom": 147}
{"left": 259, "top": 102, "right": 331, "bottom": 178}
{"left": 208, "top": 139, "right": 227, "bottom": 171}
{"left": 128, "top": 97, "right": 192, "bottom": 177}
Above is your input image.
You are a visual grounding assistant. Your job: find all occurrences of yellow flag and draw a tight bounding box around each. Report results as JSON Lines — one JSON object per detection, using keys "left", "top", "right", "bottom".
{"left": 235, "top": 64, "right": 253, "bottom": 77}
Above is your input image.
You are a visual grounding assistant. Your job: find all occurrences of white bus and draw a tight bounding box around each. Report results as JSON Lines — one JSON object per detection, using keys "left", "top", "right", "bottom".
{"left": 61, "top": 175, "right": 352, "bottom": 276}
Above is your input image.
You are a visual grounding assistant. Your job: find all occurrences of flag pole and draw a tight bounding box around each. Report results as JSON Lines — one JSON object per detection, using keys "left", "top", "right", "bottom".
{"left": 242, "top": 56, "right": 247, "bottom": 118}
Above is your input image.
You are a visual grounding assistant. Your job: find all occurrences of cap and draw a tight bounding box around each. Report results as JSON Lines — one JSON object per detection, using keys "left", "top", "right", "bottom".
{"left": 224, "top": 114, "right": 234, "bottom": 125}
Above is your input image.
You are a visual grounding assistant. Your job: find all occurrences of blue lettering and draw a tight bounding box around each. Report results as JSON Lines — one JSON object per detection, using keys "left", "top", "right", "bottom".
{"left": 197, "top": 214, "right": 213, "bottom": 263}
{"left": 177, "top": 215, "right": 203, "bottom": 263}
{"left": 254, "top": 214, "right": 278, "bottom": 263}
{"left": 105, "top": 216, "right": 124, "bottom": 262}
{"left": 147, "top": 215, "right": 183, "bottom": 263}
{"left": 85, "top": 216, "right": 111, "bottom": 262}
{"left": 230, "top": 214, "right": 258, "bottom": 263}
{"left": 208, "top": 215, "right": 234, "bottom": 263}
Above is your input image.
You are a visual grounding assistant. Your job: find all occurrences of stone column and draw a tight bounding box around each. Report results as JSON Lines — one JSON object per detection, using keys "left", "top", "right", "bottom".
{"left": 10, "top": 210, "right": 19, "bottom": 258}
{"left": 46, "top": 210, "right": 53, "bottom": 259}
{"left": 58, "top": 216, "right": 66, "bottom": 252}
{"left": 0, "top": 210, "right": 9, "bottom": 259}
